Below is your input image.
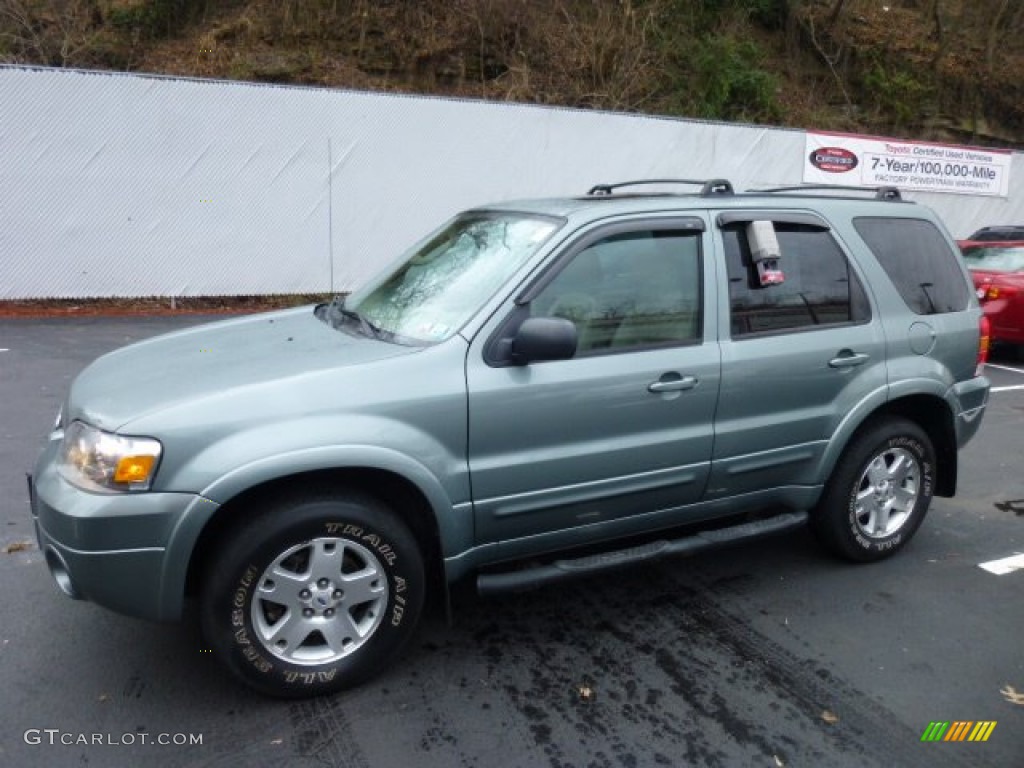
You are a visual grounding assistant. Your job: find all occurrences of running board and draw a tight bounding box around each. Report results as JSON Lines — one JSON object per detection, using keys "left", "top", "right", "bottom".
{"left": 476, "top": 511, "right": 808, "bottom": 596}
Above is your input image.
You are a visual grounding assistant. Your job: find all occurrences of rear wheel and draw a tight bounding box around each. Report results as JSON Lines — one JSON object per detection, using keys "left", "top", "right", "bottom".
{"left": 812, "top": 419, "right": 935, "bottom": 562}
{"left": 200, "top": 492, "right": 425, "bottom": 697}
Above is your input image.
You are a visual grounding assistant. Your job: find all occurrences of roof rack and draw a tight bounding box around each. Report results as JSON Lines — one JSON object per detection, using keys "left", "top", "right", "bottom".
{"left": 587, "top": 179, "right": 734, "bottom": 197}
{"left": 752, "top": 184, "right": 903, "bottom": 201}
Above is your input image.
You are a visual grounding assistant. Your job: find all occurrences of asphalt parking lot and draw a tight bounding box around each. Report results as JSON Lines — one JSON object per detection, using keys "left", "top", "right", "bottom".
{"left": 1, "top": 315, "right": 1022, "bottom": 768}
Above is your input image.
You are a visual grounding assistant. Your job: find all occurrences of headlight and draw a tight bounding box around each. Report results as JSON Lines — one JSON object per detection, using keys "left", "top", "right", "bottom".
{"left": 57, "top": 421, "right": 162, "bottom": 492}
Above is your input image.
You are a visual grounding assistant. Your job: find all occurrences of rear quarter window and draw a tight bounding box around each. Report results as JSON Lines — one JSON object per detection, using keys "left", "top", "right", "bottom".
{"left": 853, "top": 217, "right": 970, "bottom": 315}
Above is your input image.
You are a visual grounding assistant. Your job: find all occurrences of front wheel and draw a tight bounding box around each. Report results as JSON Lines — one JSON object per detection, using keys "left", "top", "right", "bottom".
{"left": 200, "top": 492, "right": 425, "bottom": 698}
{"left": 812, "top": 419, "right": 935, "bottom": 562}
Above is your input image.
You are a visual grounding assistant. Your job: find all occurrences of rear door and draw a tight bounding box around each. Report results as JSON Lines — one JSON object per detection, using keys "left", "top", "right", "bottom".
{"left": 706, "top": 210, "right": 888, "bottom": 498}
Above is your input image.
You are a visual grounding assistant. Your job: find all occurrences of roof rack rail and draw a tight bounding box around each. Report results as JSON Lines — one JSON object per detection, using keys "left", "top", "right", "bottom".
{"left": 752, "top": 184, "right": 903, "bottom": 201}
{"left": 587, "top": 178, "right": 734, "bottom": 197}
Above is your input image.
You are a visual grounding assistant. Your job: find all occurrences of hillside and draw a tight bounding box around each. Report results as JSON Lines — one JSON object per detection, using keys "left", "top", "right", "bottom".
{"left": 2, "top": 0, "right": 1024, "bottom": 148}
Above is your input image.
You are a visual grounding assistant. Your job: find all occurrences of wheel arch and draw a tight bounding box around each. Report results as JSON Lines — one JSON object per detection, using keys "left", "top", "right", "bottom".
{"left": 874, "top": 395, "right": 957, "bottom": 497}
{"left": 824, "top": 393, "right": 957, "bottom": 498}
{"left": 184, "top": 468, "right": 449, "bottom": 613}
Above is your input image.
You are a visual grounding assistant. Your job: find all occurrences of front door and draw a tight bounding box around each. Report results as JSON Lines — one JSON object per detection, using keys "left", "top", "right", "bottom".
{"left": 465, "top": 219, "right": 721, "bottom": 549}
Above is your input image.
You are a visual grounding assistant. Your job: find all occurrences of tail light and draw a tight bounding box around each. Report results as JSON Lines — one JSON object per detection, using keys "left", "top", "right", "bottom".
{"left": 983, "top": 284, "right": 1018, "bottom": 300}
{"left": 976, "top": 314, "right": 991, "bottom": 376}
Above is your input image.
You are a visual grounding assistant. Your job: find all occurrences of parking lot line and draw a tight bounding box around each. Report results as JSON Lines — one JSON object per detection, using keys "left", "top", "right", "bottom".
{"left": 991, "top": 384, "right": 1024, "bottom": 392}
{"left": 979, "top": 552, "right": 1024, "bottom": 575}
{"left": 985, "top": 363, "right": 1024, "bottom": 374}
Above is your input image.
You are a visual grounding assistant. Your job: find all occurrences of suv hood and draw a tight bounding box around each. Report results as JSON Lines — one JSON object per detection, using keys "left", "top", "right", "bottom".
{"left": 67, "top": 306, "right": 419, "bottom": 432}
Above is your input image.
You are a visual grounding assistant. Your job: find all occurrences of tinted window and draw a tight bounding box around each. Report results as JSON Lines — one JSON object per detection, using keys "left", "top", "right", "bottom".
{"left": 961, "top": 244, "right": 1024, "bottom": 273}
{"left": 532, "top": 230, "right": 701, "bottom": 355}
{"left": 854, "top": 217, "right": 969, "bottom": 315}
{"left": 724, "top": 224, "right": 869, "bottom": 337}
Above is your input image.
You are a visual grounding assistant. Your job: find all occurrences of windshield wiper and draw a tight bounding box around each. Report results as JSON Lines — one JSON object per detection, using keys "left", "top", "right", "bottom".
{"left": 324, "top": 297, "right": 390, "bottom": 340}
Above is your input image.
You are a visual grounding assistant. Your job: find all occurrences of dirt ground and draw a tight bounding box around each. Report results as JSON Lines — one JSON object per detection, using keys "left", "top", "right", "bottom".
{"left": 0, "top": 295, "right": 332, "bottom": 318}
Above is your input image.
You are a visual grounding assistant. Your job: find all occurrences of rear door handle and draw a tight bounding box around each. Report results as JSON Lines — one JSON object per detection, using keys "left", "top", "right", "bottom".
{"left": 828, "top": 351, "right": 870, "bottom": 369}
{"left": 648, "top": 375, "right": 697, "bottom": 393}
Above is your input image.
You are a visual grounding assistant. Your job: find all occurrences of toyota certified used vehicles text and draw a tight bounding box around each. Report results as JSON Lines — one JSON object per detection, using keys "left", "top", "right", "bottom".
{"left": 29, "top": 180, "right": 990, "bottom": 697}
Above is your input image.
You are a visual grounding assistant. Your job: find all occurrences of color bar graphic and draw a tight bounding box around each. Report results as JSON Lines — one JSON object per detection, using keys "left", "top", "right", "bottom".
{"left": 967, "top": 722, "right": 997, "bottom": 742}
{"left": 921, "top": 721, "right": 949, "bottom": 741}
{"left": 920, "top": 721, "right": 996, "bottom": 742}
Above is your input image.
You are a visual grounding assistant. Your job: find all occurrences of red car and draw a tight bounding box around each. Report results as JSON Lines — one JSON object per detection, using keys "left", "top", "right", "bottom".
{"left": 958, "top": 240, "right": 1024, "bottom": 347}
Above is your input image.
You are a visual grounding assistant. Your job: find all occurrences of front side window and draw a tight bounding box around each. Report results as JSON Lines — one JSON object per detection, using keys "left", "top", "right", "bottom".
{"left": 339, "top": 213, "right": 560, "bottom": 343}
{"left": 531, "top": 230, "right": 702, "bottom": 355}
{"left": 724, "top": 223, "right": 869, "bottom": 337}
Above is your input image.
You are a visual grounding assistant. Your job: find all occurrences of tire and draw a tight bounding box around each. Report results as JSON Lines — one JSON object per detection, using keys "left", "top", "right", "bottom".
{"left": 812, "top": 418, "right": 935, "bottom": 562}
{"left": 200, "top": 492, "right": 425, "bottom": 698}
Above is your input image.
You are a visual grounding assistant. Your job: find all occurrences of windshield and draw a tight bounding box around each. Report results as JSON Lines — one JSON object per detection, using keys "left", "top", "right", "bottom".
{"left": 340, "top": 212, "right": 560, "bottom": 343}
{"left": 962, "top": 245, "right": 1024, "bottom": 273}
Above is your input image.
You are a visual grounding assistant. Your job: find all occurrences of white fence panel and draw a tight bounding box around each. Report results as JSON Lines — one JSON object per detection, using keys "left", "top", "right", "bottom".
{"left": 1, "top": 66, "right": 1021, "bottom": 299}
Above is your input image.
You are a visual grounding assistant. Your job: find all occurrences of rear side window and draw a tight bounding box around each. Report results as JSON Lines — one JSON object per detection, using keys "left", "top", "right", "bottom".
{"left": 723, "top": 223, "right": 870, "bottom": 337}
{"left": 853, "top": 217, "right": 969, "bottom": 315}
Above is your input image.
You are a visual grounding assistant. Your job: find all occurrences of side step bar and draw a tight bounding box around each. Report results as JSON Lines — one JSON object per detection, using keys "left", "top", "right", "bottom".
{"left": 477, "top": 511, "right": 808, "bottom": 596}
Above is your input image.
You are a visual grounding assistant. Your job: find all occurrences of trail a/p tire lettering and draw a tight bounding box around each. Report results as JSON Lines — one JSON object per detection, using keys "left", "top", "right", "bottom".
{"left": 325, "top": 522, "right": 364, "bottom": 537}
{"left": 200, "top": 492, "right": 426, "bottom": 698}
{"left": 811, "top": 419, "right": 935, "bottom": 563}
{"left": 239, "top": 565, "right": 258, "bottom": 588}
{"left": 284, "top": 669, "right": 338, "bottom": 685}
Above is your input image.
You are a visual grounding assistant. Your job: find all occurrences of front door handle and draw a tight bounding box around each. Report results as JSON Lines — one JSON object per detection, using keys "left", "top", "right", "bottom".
{"left": 828, "top": 351, "right": 870, "bottom": 369}
{"left": 648, "top": 375, "right": 697, "bottom": 393}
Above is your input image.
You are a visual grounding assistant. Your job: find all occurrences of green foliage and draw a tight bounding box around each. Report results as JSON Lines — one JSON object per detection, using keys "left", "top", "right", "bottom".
{"left": 5, "top": 0, "right": 1020, "bottom": 142}
{"left": 860, "top": 59, "right": 934, "bottom": 128}
{"left": 651, "top": 1, "right": 783, "bottom": 122}
{"left": 709, "top": 0, "right": 789, "bottom": 28}
{"left": 678, "top": 0, "right": 789, "bottom": 29}
{"left": 689, "top": 35, "right": 782, "bottom": 122}
{"left": 107, "top": 0, "right": 206, "bottom": 40}
{"left": 744, "top": 0, "right": 789, "bottom": 29}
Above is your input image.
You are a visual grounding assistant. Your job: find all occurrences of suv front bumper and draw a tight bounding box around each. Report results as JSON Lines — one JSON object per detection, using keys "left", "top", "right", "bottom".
{"left": 28, "top": 438, "right": 211, "bottom": 622}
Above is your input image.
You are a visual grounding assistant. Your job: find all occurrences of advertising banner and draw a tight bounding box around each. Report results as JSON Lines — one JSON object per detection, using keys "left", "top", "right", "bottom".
{"left": 804, "top": 131, "right": 1012, "bottom": 197}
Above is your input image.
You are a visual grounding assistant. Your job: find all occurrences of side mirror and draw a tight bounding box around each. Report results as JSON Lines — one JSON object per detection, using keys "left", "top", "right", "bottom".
{"left": 511, "top": 317, "right": 577, "bottom": 364}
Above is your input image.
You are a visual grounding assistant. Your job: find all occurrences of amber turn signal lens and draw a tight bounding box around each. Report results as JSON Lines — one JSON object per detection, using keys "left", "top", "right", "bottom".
{"left": 114, "top": 455, "right": 156, "bottom": 484}
{"left": 976, "top": 314, "right": 991, "bottom": 377}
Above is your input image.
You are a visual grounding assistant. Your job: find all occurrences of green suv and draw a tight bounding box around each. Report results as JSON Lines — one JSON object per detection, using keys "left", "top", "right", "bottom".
{"left": 29, "top": 180, "right": 991, "bottom": 697}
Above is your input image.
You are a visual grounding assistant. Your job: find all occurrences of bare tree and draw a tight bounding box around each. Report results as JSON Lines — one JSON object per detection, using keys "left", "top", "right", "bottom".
{"left": 0, "top": 0, "right": 105, "bottom": 66}
{"left": 828, "top": 0, "right": 850, "bottom": 27}
{"left": 986, "top": 0, "right": 1010, "bottom": 71}
{"left": 930, "top": 0, "right": 943, "bottom": 40}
